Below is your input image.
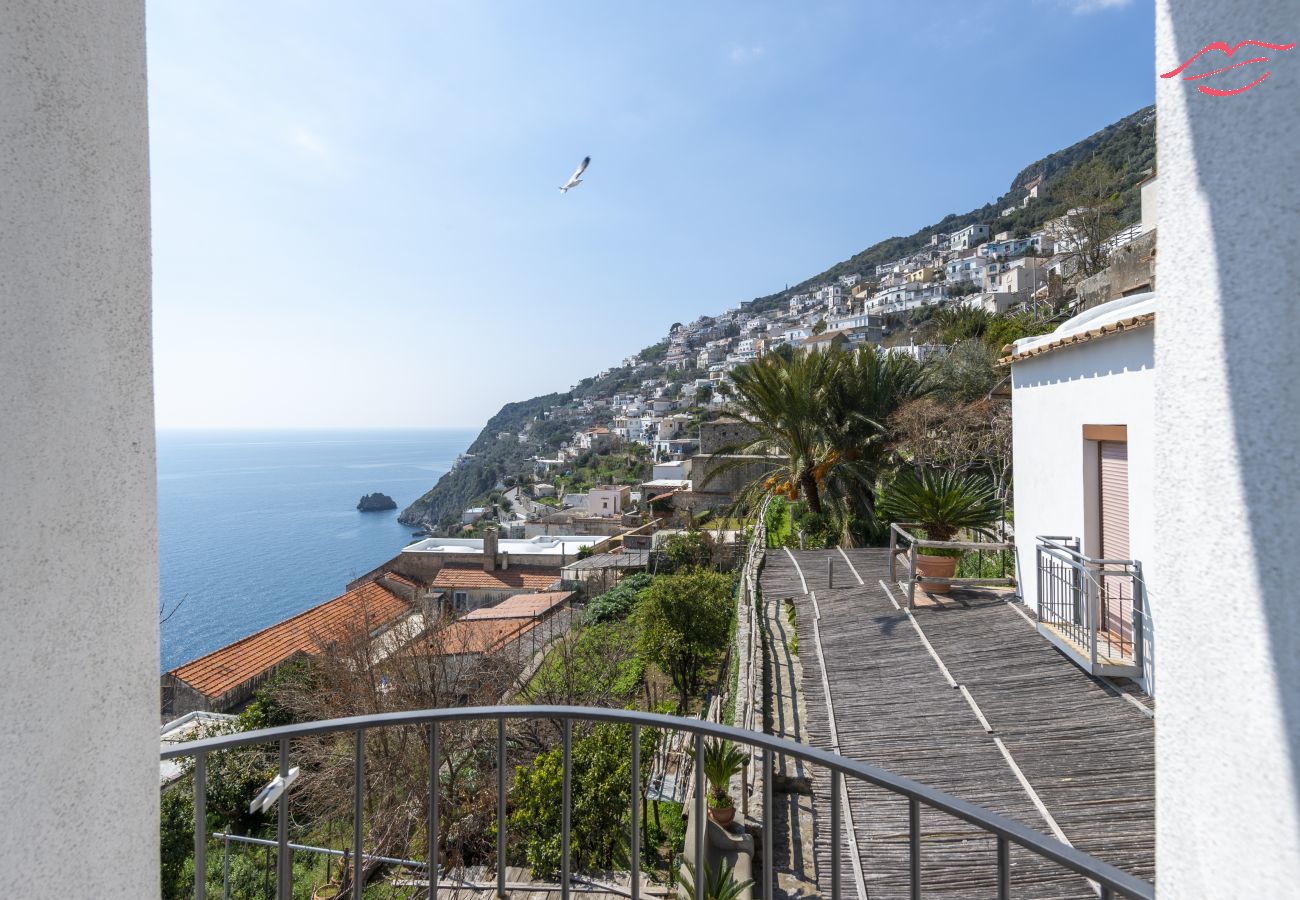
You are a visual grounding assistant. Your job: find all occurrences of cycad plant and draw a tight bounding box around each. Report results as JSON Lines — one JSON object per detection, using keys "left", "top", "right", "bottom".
{"left": 878, "top": 468, "right": 1003, "bottom": 548}
{"left": 680, "top": 859, "right": 754, "bottom": 900}
{"left": 701, "top": 738, "right": 747, "bottom": 813}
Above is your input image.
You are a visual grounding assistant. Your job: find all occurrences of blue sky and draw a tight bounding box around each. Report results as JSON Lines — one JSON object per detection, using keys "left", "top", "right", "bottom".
{"left": 147, "top": 0, "right": 1154, "bottom": 429}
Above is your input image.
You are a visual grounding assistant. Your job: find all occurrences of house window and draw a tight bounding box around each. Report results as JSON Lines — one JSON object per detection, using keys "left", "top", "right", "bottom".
{"left": 454, "top": 591, "right": 468, "bottom": 610}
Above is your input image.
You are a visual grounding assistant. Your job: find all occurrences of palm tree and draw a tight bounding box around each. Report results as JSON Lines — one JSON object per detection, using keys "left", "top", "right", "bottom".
{"left": 820, "top": 348, "right": 933, "bottom": 524}
{"left": 702, "top": 347, "right": 934, "bottom": 538}
{"left": 700, "top": 349, "right": 841, "bottom": 515}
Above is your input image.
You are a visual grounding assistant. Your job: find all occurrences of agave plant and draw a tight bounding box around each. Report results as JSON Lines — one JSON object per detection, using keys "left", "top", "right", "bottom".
{"left": 878, "top": 468, "right": 1002, "bottom": 544}
{"left": 680, "top": 859, "right": 754, "bottom": 900}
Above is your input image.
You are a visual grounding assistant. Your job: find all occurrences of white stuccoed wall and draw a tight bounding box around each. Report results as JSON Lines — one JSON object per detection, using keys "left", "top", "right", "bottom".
{"left": 1156, "top": 1, "right": 1300, "bottom": 894}
{"left": 1010, "top": 325, "right": 1158, "bottom": 695}
{"left": 0, "top": 2, "right": 158, "bottom": 896}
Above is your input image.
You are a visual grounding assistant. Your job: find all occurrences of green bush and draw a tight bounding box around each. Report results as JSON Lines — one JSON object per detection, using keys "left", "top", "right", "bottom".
{"left": 508, "top": 723, "right": 656, "bottom": 877}
{"left": 659, "top": 532, "right": 712, "bottom": 572}
{"left": 584, "top": 573, "right": 653, "bottom": 625}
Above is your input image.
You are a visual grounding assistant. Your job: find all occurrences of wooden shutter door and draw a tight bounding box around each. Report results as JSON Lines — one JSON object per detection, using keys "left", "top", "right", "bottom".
{"left": 1099, "top": 441, "right": 1132, "bottom": 651}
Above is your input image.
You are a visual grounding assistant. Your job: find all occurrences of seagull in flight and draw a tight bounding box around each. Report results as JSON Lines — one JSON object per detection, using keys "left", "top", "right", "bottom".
{"left": 559, "top": 156, "right": 590, "bottom": 193}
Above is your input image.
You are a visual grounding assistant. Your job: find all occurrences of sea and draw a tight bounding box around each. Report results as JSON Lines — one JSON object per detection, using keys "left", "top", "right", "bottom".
{"left": 157, "top": 429, "right": 476, "bottom": 672}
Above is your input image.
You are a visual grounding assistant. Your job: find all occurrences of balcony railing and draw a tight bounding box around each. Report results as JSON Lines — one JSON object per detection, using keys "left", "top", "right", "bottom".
{"left": 889, "top": 523, "right": 1016, "bottom": 607}
{"left": 1035, "top": 536, "right": 1145, "bottom": 677}
{"left": 163, "top": 705, "right": 1154, "bottom": 900}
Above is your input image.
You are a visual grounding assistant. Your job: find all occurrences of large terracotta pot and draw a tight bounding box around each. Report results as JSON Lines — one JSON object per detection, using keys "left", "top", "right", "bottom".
{"left": 709, "top": 804, "right": 736, "bottom": 826}
{"left": 915, "top": 553, "right": 959, "bottom": 593}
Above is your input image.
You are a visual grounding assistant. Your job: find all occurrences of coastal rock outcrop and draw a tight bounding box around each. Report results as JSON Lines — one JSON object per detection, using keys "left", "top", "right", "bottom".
{"left": 357, "top": 492, "right": 397, "bottom": 511}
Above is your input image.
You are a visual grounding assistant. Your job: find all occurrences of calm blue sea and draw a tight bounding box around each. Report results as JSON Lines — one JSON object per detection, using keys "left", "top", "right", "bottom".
{"left": 157, "top": 429, "right": 475, "bottom": 672}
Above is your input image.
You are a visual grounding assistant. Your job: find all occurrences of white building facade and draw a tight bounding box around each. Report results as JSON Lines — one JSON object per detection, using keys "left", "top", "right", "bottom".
{"left": 1009, "top": 293, "right": 1158, "bottom": 697}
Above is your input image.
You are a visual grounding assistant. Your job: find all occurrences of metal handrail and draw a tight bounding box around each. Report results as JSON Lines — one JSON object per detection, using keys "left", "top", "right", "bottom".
{"left": 889, "top": 522, "right": 1016, "bottom": 608}
{"left": 165, "top": 704, "right": 1153, "bottom": 900}
{"left": 1035, "top": 536, "right": 1145, "bottom": 672}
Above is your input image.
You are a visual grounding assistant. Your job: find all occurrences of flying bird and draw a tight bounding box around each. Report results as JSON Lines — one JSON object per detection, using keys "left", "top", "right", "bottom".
{"left": 559, "top": 156, "right": 590, "bottom": 193}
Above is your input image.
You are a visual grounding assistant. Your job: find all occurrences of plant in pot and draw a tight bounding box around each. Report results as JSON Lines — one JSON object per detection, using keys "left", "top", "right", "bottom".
{"left": 702, "top": 737, "right": 747, "bottom": 826}
{"left": 879, "top": 468, "right": 1002, "bottom": 593}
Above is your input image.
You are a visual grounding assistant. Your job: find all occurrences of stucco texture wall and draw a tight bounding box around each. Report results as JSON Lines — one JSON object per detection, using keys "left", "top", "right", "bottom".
{"left": 1156, "top": 1, "right": 1300, "bottom": 893}
{"left": 1010, "top": 325, "right": 1157, "bottom": 694}
{"left": 0, "top": 2, "right": 158, "bottom": 896}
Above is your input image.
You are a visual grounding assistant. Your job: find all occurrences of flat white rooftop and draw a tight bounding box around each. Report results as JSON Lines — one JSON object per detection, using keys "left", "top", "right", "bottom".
{"left": 402, "top": 535, "right": 599, "bottom": 556}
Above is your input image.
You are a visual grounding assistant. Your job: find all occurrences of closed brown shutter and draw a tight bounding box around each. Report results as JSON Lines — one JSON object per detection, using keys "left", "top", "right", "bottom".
{"left": 1099, "top": 440, "right": 1132, "bottom": 650}
{"left": 1099, "top": 441, "right": 1130, "bottom": 560}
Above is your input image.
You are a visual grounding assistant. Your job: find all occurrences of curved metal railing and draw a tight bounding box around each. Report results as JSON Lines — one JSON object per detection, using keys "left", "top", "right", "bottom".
{"left": 163, "top": 705, "right": 1154, "bottom": 900}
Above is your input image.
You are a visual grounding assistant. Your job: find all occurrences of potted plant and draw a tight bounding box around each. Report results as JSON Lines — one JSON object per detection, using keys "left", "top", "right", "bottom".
{"left": 879, "top": 469, "right": 1002, "bottom": 592}
{"left": 702, "top": 737, "right": 747, "bottom": 825}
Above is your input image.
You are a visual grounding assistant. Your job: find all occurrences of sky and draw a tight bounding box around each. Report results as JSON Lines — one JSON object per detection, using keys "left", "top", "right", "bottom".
{"left": 147, "top": 0, "right": 1155, "bottom": 430}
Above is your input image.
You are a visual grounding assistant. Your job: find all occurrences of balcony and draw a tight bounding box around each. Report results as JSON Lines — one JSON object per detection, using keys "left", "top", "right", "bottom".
{"left": 164, "top": 705, "right": 1153, "bottom": 899}
{"left": 1035, "top": 537, "right": 1145, "bottom": 678}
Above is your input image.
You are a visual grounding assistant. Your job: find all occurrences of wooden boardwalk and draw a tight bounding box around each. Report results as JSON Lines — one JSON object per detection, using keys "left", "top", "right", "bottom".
{"left": 760, "top": 548, "right": 1154, "bottom": 899}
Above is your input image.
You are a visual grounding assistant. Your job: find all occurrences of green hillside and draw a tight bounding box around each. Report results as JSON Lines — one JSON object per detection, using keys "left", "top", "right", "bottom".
{"left": 398, "top": 105, "right": 1156, "bottom": 533}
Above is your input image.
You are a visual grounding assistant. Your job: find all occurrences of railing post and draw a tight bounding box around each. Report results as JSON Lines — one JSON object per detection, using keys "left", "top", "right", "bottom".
{"left": 194, "top": 751, "right": 207, "bottom": 900}
{"left": 222, "top": 833, "right": 230, "bottom": 900}
{"left": 562, "top": 718, "right": 572, "bottom": 900}
{"left": 277, "top": 738, "right": 291, "bottom": 900}
{"left": 429, "top": 721, "right": 439, "bottom": 900}
{"left": 763, "top": 747, "right": 774, "bottom": 900}
{"left": 352, "top": 730, "right": 365, "bottom": 900}
{"left": 831, "top": 770, "right": 842, "bottom": 899}
{"left": 908, "top": 798, "right": 921, "bottom": 900}
{"left": 631, "top": 724, "right": 641, "bottom": 900}
{"left": 889, "top": 526, "right": 897, "bottom": 581}
{"left": 1132, "top": 562, "right": 1146, "bottom": 671}
{"left": 908, "top": 544, "right": 918, "bottom": 609}
{"left": 497, "top": 718, "right": 507, "bottom": 899}
{"left": 694, "top": 735, "right": 706, "bottom": 900}
{"left": 997, "top": 835, "right": 1010, "bottom": 900}
{"left": 1088, "top": 566, "right": 1100, "bottom": 669}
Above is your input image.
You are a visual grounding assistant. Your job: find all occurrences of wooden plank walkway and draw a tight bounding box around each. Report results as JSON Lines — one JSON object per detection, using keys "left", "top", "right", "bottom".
{"left": 760, "top": 548, "right": 1154, "bottom": 899}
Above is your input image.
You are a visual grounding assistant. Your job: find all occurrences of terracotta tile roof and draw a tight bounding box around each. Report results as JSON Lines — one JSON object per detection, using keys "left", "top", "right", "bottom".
{"left": 998, "top": 312, "right": 1155, "bottom": 365}
{"left": 431, "top": 617, "right": 539, "bottom": 656}
{"left": 462, "top": 591, "right": 572, "bottom": 620}
{"left": 380, "top": 572, "right": 420, "bottom": 588}
{"left": 167, "top": 580, "right": 411, "bottom": 700}
{"left": 430, "top": 564, "right": 561, "bottom": 591}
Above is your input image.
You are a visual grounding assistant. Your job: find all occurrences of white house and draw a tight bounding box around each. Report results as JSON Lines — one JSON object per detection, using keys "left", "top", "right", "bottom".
{"left": 949, "top": 223, "right": 991, "bottom": 251}
{"left": 1008, "top": 292, "right": 1158, "bottom": 696}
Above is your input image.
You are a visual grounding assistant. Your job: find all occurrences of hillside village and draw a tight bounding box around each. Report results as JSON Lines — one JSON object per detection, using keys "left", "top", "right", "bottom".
{"left": 410, "top": 166, "right": 1158, "bottom": 541}
{"left": 157, "top": 105, "right": 1170, "bottom": 896}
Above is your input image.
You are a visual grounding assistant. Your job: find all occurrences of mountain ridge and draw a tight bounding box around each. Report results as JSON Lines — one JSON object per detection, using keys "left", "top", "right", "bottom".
{"left": 399, "top": 104, "right": 1156, "bottom": 531}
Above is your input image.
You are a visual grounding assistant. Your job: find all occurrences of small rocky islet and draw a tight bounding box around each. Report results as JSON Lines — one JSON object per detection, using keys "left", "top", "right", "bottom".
{"left": 356, "top": 492, "right": 397, "bottom": 511}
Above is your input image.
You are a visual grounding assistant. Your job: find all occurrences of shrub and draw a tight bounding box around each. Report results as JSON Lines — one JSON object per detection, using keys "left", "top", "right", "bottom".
{"left": 584, "top": 573, "right": 653, "bottom": 625}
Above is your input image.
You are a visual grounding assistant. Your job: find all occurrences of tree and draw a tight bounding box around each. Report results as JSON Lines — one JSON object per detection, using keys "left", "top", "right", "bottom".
{"left": 636, "top": 570, "right": 734, "bottom": 711}
{"left": 1046, "top": 157, "right": 1126, "bottom": 279}
{"left": 659, "top": 531, "right": 712, "bottom": 572}
{"left": 933, "top": 340, "right": 1000, "bottom": 404}
{"left": 508, "top": 723, "right": 657, "bottom": 877}
{"left": 703, "top": 349, "right": 840, "bottom": 516}
{"left": 706, "top": 347, "right": 931, "bottom": 543}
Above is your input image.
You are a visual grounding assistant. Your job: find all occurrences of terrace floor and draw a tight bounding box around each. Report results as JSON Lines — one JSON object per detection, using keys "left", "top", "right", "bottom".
{"left": 760, "top": 548, "right": 1155, "bottom": 899}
